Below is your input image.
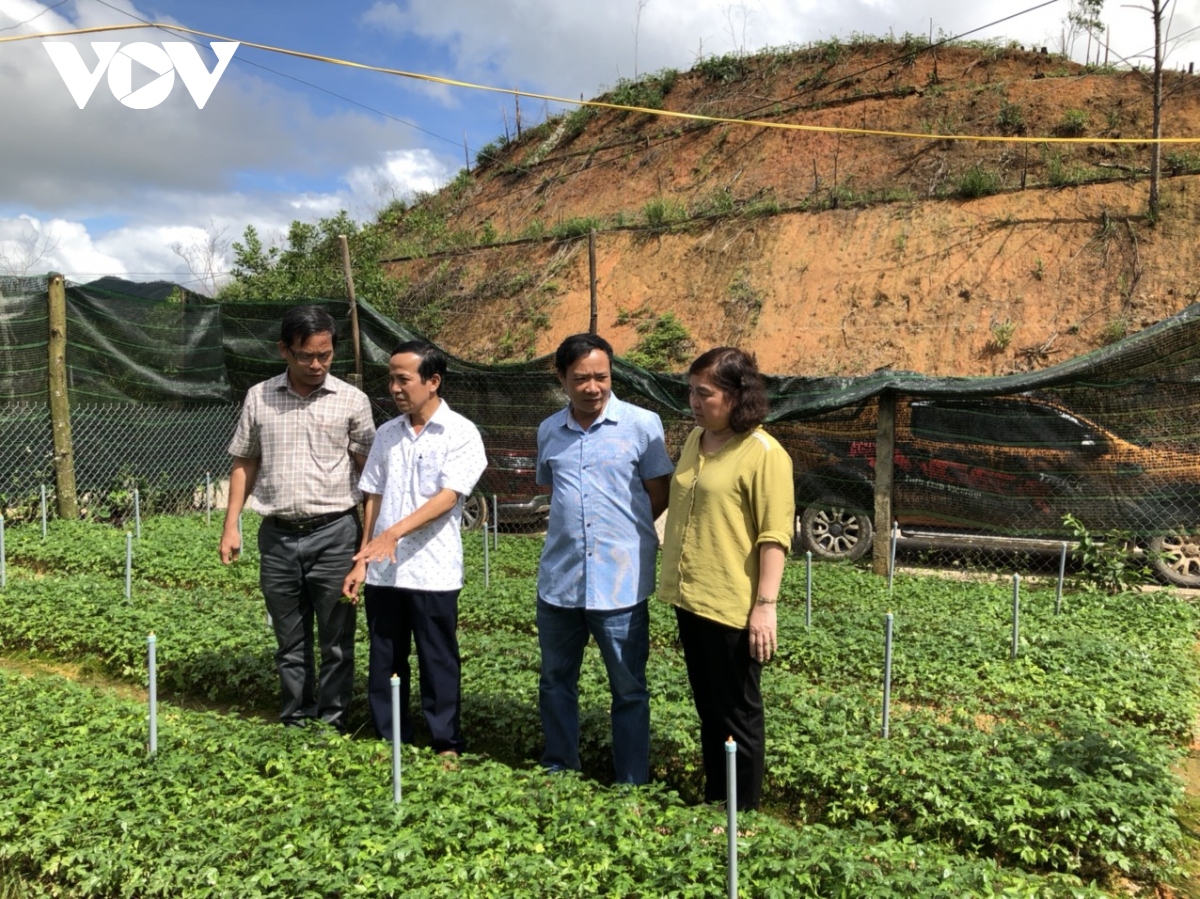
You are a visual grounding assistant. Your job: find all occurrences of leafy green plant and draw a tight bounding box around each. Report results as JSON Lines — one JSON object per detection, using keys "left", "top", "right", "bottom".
{"left": 1099, "top": 316, "right": 1129, "bottom": 345}
{"left": 607, "top": 68, "right": 677, "bottom": 112}
{"left": 988, "top": 318, "right": 1017, "bottom": 351}
{"left": 625, "top": 312, "right": 692, "bottom": 372}
{"left": 561, "top": 105, "right": 596, "bottom": 141}
{"left": 1056, "top": 109, "right": 1089, "bottom": 137}
{"left": 641, "top": 197, "right": 688, "bottom": 231}
{"left": 955, "top": 165, "right": 1002, "bottom": 199}
{"left": 548, "top": 216, "right": 603, "bottom": 241}
{"left": 695, "top": 52, "right": 749, "bottom": 83}
{"left": 1062, "top": 513, "right": 1154, "bottom": 594}
{"left": 3, "top": 515, "right": 1199, "bottom": 892}
{"left": 996, "top": 100, "right": 1026, "bottom": 135}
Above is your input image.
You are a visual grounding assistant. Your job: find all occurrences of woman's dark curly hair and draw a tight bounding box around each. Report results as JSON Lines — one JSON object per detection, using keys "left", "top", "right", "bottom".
{"left": 688, "top": 346, "right": 768, "bottom": 433}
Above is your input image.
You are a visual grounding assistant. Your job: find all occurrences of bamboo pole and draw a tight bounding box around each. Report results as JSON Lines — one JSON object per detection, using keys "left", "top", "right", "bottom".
{"left": 338, "top": 235, "right": 364, "bottom": 389}
{"left": 47, "top": 273, "right": 78, "bottom": 520}
{"left": 588, "top": 230, "right": 598, "bottom": 335}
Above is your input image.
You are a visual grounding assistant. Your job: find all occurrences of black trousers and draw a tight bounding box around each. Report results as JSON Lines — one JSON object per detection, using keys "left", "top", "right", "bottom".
{"left": 675, "top": 606, "right": 765, "bottom": 811}
{"left": 257, "top": 513, "right": 360, "bottom": 732}
{"left": 364, "top": 584, "right": 464, "bottom": 753}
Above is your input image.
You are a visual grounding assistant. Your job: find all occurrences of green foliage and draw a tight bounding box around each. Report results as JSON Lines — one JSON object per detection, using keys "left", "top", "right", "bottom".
{"left": 606, "top": 68, "right": 677, "bottom": 112}
{"left": 475, "top": 138, "right": 507, "bottom": 168}
{"left": 548, "top": 216, "right": 602, "bottom": 241}
{"left": 954, "top": 165, "right": 1002, "bottom": 199}
{"left": 1063, "top": 513, "right": 1155, "bottom": 594}
{"left": 219, "top": 212, "right": 408, "bottom": 316}
{"left": 641, "top": 197, "right": 688, "bottom": 231}
{"left": 561, "top": 105, "right": 596, "bottom": 141}
{"left": 624, "top": 312, "right": 692, "bottom": 372}
{"left": 996, "top": 100, "right": 1026, "bottom": 135}
{"left": 1099, "top": 316, "right": 1129, "bottom": 345}
{"left": 988, "top": 318, "right": 1017, "bottom": 351}
{"left": 1045, "top": 151, "right": 1089, "bottom": 187}
{"left": 695, "top": 52, "right": 750, "bottom": 83}
{"left": 690, "top": 187, "right": 736, "bottom": 218}
{"left": 1164, "top": 151, "right": 1200, "bottom": 176}
{"left": 1056, "top": 109, "right": 1090, "bottom": 137}
{"left": 1, "top": 518, "right": 1198, "bottom": 893}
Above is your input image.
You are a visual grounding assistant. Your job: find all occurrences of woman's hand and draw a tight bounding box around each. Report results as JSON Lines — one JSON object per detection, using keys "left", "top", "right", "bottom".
{"left": 748, "top": 602, "right": 777, "bottom": 663}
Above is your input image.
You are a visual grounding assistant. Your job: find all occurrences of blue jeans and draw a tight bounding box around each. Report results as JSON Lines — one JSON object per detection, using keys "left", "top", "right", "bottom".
{"left": 537, "top": 598, "right": 650, "bottom": 784}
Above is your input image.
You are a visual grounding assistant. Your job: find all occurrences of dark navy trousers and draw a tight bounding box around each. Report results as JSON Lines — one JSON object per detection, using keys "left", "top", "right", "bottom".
{"left": 364, "top": 584, "right": 464, "bottom": 753}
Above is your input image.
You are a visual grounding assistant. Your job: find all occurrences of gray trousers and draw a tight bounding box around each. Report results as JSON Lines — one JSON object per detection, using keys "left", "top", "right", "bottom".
{"left": 258, "top": 513, "right": 360, "bottom": 731}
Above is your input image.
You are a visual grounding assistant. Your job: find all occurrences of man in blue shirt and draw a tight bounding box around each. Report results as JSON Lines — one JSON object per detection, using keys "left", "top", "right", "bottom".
{"left": 536, "top": 333, "right": 674, "bottom": 784}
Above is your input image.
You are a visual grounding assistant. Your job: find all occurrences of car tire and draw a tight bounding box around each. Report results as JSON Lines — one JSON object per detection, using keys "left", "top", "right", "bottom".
{"left": 1150, "top": 534, "right": 1200, "bottom": 587}
{"left": 801, "top": 502, "right": 874, "bottom": 562}
{"left": 461, "top": 495, "right": 488, "bottom": 531}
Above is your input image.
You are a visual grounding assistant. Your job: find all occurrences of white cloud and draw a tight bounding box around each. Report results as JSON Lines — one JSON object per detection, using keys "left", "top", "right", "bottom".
{"left": 0, "top": 214, "right": 127, "bottom": 277}
{"left": 1, "top": 0, "right": 1195, "bottom": 289}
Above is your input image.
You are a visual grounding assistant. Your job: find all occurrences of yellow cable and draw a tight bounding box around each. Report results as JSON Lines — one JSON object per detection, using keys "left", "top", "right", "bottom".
{"left": 9, "top": 22, "right": 1200, "bottom": 145}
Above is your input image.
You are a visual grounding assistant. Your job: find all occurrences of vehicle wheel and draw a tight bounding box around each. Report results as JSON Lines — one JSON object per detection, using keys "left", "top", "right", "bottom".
{"left": 461, "top": 495, "right": 488, "bottom": 531}
{"left": 801, "top": 502, "right": 874, "bottom": 562}
{"left": 1150, "top": 533, "right": 1200, "bottom": 587}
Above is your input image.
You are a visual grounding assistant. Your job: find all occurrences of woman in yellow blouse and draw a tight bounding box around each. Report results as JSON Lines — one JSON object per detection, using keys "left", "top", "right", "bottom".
{"left": 659, "top": 347, "right": 795, "bottom": 811}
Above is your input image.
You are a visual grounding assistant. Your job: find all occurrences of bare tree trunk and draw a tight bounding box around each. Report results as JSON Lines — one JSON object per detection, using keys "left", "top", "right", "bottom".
{"left": 1149, "top": 0, "right": 1164, "bottom": 219}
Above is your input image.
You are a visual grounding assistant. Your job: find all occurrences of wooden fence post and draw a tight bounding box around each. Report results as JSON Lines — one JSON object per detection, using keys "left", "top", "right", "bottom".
{"left": 588, "top": 230, "right": 598, "bottom": 335}
{"left": 338, "top": 234, "right": 364, "bottom": 389}
{"left": 47, "top": 273, "right": 78, "bottom": 520}
{"left": 872, "top": 391, "right": 895, "bottom": 576}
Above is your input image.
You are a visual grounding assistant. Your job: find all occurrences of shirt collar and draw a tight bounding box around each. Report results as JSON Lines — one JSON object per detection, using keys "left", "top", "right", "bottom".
{"left": 564, "top": 393, "right": 622, "bottom": 432}
{"left": 403, "top": 397, "right": 449, "bottom": 436}
{"left": 272, "top": 370, "right": 337, "bottom": 398}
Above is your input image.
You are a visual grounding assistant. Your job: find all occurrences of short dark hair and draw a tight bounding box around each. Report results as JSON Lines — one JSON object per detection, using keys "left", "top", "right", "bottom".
{"left": 554, "top": 333, "right": 613, "bottom": 375}
{"left": 280, "top": 305, "right": 337, "bottom": 349}
{"left": 391, "top": 339, "right": 447, "bottom": 393}
{"left": 688, "top": 346, "right": 768, "bottom": 433}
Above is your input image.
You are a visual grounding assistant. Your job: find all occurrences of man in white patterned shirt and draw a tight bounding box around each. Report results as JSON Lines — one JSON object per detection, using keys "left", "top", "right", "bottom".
{"left": 342, "top": 340, "right": 487, "bottom": 756}
{"left": 220, "top": 305, "right": 376, "bottom": 733}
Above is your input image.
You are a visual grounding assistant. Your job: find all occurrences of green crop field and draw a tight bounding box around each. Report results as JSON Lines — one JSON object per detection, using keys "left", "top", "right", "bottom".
{"left": 0, "top": 515, "right": 1197, "bottom": 897}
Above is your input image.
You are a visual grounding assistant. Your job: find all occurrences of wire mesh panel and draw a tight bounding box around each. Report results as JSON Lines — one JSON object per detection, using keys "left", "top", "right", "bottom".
{"left": 0, "top": 404, "right": 53, "bottom": 516}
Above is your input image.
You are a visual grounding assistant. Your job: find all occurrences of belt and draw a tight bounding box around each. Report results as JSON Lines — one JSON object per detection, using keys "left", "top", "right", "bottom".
{"left": 265, "top": 508, "right": 355, "bottom": 533}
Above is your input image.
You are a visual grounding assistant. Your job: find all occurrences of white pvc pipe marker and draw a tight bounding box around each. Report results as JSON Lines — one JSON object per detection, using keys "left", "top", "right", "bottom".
{"left": 147, "top": 633, "right": 158, "bottom": 755}
{"left": 391, "top": 674, "right": 402, "bottom": 803}
{"left": 725, "top": 737, "right": 738, "bottom": 899}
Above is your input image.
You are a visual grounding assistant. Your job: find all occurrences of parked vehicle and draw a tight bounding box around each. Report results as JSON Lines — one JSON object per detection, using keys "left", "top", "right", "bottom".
{"left": 463, "top": 431, "right": 549, "bottom": 530}
{"left": 779, "top": 394, "right": 1200, "bottom": 587}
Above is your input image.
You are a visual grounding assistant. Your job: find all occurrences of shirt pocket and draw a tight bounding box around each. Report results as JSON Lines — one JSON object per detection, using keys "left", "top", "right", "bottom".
{"left": 308, "top": 409, "right": 349, "bottom": 465}
{"left": 417, "top": 449, "right": 444, "bottom": 497}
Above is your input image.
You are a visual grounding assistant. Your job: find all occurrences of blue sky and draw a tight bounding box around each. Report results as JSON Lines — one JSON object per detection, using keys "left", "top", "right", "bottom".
{"left": 0, "top": 0, "right": 1194, "bottom": 292}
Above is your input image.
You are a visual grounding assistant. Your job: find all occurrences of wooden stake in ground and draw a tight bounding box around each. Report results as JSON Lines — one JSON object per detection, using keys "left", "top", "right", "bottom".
{"left": 47, "top": 273, "right": 78, "bottom": 520}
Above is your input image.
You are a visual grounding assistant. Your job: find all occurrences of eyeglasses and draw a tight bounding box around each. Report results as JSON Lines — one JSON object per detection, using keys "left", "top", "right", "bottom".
{"left": 288, "top": 349, "right": 333, "bottom": 365}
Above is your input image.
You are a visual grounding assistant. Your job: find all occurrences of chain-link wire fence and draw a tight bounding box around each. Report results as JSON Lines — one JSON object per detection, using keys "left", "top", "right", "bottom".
{"left": 0, "top": 403, "right": 241, "bottom": 524}
{"left": 6, "top": 278, "right": 1200, "bottom": 582}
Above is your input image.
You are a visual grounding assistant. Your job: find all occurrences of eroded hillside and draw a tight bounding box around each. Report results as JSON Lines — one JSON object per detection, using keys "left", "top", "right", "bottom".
{"left": 380, "top": 38, "right": 1200, "bottom": 376}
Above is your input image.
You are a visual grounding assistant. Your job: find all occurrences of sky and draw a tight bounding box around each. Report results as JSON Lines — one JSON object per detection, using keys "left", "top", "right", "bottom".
{"left": 0, "top": 0, "right": 1194, "bottom": 293}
